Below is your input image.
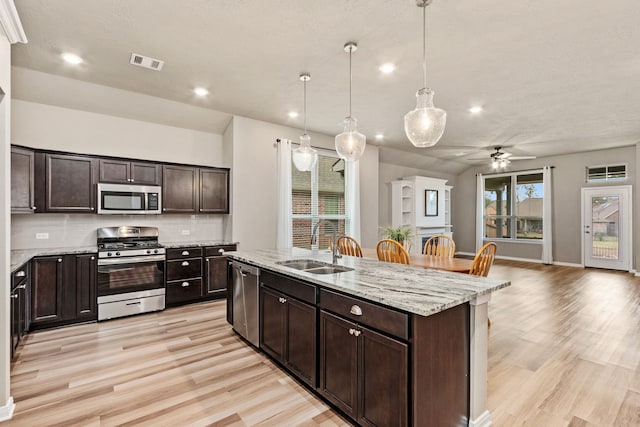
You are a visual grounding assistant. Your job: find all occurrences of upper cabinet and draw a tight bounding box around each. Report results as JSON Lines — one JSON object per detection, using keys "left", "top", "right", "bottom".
{"left": 11, "top": 146, "right": 35, "bottom": 213}
{"left": 200, "top": 168, "right": 229, "bottom": 213}
{"left": 163, "top": 165, "right": 229, "bottom": 214}
{"left": 35, "top": 152, "right": 98, "bottom": 213}
{"left": 99, "top": 159, "right": 162, "bottom": 186}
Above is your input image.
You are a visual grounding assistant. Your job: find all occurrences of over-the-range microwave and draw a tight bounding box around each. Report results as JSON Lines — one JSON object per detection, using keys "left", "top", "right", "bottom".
{"left": 97, "top": 183, "right": 162, "bottom": 214}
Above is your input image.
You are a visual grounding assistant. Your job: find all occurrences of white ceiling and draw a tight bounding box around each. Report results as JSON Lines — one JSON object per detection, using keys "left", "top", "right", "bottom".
{"left": 10, "top": 0, "right": 640, "bottom": 174}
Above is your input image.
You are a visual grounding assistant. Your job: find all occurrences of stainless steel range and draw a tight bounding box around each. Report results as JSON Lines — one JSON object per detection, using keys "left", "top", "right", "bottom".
{"left": 97, "top": 226, "right": 166, "bottom": 321}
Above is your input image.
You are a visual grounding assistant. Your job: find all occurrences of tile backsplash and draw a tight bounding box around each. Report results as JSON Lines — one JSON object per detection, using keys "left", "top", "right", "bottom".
{"left": 11, "top": 213, "right": 228, "bottom": 250}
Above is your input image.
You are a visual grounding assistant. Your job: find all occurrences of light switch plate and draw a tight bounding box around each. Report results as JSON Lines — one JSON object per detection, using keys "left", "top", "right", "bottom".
{"left": 35, "top": 233, "right": 49, "bottom": 240}
{"left": 181, "top": 230, "right": 191, "bottom": 235}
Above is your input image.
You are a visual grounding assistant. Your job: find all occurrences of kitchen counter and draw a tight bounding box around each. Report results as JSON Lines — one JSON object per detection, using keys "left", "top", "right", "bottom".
{"left": 10, "top": 246, "right": 98, "bottom": 273}
{"left": 161, "top": 240, "right": 237, "bottom": 248}
{"left": 226, "top": 248, "right": 509, "bottom": 317}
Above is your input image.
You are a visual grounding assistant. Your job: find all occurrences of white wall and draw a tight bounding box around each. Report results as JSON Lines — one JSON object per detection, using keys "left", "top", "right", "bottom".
{"left": 453, "top": 146, "right": 637, "bottom": 266}
{"left": 0, "top": 30, "right": 13, "bottom": 420}
{"left": 230, "top": 116, "right": 379, "bottom": 250}
{"left": 12, "top": 100, "right": 226, "bottom": 167}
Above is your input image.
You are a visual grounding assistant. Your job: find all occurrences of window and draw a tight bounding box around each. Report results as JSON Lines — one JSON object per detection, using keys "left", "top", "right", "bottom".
{"left": 484, "top": 172, "right": 543, "bottom": 240}
{"left": 292, "top": 153, "right": 347, "bottom": 249}
{"left": 587, "top": 165, "right": 626, "bottom": 182}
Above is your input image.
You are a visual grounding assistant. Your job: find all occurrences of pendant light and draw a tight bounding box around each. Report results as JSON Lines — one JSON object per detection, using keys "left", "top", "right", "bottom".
{"left": 404, "top": 0, "right": 446, "bottom": 148}
{"left": 292, "top": 73, "right": 318, "bottom": 171}
{"left": 335, "top": 42, "right": 366, "bottom": 162}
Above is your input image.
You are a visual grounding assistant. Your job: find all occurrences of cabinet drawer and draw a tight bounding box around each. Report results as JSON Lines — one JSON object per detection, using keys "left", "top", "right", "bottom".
{"left": 319, "top": 289, "right": 409, "bottom": 340}
{"left": 204, "top": 245, "right": 236, "bottom": 257}
{"left": 261, "top": 270, "right": 316, "bottom": 305}
{"left": 167, "top": 278, "right": 202, "bottom": 303}
{"left": 166, "top": 247, "right": 203, "bottom": 259}
{"left": 166, "top": 258, "right": 202, "bottom": 280}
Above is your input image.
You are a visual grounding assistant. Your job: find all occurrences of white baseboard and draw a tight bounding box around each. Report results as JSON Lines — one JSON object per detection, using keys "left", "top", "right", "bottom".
{"left": 469, "top": 409, "right": 492, "bottom": 427}
{"left": 553, "top": 261, "right": 584, "bottom": 268}
{"left": 457, "top": 252, "right": 586, "bottom": 269}
{"left": 495, "top": 254, "right": 543, "bottom": 263}
{"left": 0, "top": 397, "right": 15, "bottom": 422}
{"left": 455, "top": 251, "right": 475, "bottom": 257}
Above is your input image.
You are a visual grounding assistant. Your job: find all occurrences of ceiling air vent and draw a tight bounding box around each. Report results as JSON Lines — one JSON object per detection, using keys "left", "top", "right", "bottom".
{"left": 129, "top": 53, "right": 164, "bottom": 71}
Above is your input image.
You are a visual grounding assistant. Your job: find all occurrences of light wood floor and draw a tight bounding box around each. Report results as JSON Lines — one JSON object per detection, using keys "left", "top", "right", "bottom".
{"left": 9, "top": 260, "right": 640, "bottom": 426}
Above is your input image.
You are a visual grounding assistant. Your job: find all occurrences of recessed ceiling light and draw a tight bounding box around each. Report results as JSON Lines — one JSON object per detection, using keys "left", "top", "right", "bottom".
{"left": 375, "top": 133, "right": 384, "bottom": 140}
{"left": 469, "top": 106, "right": 483, "bottom": 114}
{"left": 379, "top": 63, "right": 395, "bottom": 74}
{"left": 194, "top": 87, "right": 209, "bottom": 97}
{"left": 61, "top": 53, "right": 83, "bottom": 65}
{"left": 288, "top": 111, "right": 299, "bottom": 118}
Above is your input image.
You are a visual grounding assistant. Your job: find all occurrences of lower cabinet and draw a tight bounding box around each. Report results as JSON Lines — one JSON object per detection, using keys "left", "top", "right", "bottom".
{"left": 10, "top": 262, "right": 30, "bottom": 360}
{"left": 204, "top": 245, "right": 235, "bottom": 298}
{"left": 31, "top": 254, "right": 97, "bottom": 329}
{"left": 319, "top": 311, "right": 408, "bottom": 426}
{"left": 166, "top": 247, "right": 203, "bottom": 305}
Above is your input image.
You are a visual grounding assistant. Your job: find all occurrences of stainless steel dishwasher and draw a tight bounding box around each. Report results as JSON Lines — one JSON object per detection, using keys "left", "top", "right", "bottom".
{"left": 231, "top": 260, "right": 260, "bottom": 347}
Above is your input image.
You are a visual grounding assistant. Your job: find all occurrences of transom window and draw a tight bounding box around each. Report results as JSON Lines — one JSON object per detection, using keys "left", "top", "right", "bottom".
{"left": 586, "top": 165, "right": 626, "bottom": 183}
{"left": 292, "top": 153, "right": 347, "bottom": 249}
{"left": 484, "top": 172, "right": 543, "bottom": 240}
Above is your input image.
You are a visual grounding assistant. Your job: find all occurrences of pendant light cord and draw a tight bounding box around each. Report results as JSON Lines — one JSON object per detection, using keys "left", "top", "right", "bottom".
{"left": 349, "top": 46, "right": 353, "bottom": 118}
{"left": 422, "top": 3, "right": 427, "bottom": 89}
{"left": 303, "top": 77, "right": 307, "bottom": 134}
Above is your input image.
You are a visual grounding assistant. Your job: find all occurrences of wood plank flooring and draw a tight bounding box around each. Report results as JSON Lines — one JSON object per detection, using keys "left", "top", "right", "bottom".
{"left": 9, "top": 260, "right": 640, "bottom": 426}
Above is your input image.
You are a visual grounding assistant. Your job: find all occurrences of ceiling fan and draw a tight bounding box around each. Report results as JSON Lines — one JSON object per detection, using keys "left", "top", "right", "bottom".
{"left": 488, "top": 146, "right": 536, "bottom": 169}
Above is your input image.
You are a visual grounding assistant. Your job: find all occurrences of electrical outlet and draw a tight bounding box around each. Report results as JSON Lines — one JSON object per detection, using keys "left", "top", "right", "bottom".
{"left": 181, "top": 230, "right": 191, "bottom": 235}
{"left": 35, "top": 233, "right": 49, "bottom": 240}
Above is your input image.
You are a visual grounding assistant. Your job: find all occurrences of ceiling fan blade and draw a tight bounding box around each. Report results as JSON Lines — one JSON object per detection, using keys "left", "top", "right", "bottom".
{"left": 509, "top": 156, "right": 537, "bottom": 160}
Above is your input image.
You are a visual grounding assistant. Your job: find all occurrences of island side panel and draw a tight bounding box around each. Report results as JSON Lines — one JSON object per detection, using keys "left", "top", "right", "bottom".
{"left": 412, "top": 303, "right": 470, "bottom": 426}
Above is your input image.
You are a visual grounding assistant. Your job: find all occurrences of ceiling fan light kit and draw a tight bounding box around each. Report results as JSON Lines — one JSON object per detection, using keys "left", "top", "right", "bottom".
{"left": 292, "top": 73, "right": 318, "bottom": 172}
{"left": 404, "top": 0, "right": 446, "bottom": 148}
{"left": 335, "top": 42, "right": 366, "bottom": 162}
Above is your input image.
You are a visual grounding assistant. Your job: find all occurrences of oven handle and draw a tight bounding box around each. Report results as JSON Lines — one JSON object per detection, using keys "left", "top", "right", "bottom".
{"left": 98, "top": 255, "right": 166, "bottom": 265}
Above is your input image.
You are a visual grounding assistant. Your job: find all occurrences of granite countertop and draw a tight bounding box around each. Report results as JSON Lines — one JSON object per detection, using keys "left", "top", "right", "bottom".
{"left": 161, "top": 241, "right": 238, "bottom": 249}
{"left": 11, "top": 246, "right": 98, "bottom": 273}
{"left": 226, "top": 248, "right": 510, "bottom": 317}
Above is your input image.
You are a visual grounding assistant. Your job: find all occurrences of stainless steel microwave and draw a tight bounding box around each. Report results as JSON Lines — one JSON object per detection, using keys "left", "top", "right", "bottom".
{"left": 97, "top": 183, "right": 162, "bottom": 214}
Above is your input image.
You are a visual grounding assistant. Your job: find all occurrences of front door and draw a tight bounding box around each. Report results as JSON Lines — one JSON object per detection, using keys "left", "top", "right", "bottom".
{"left": 581, "top": 186, "right": 632, "bottom": 271}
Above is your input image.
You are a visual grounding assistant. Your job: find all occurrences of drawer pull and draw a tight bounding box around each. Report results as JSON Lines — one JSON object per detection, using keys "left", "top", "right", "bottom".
{"left": 57, "top": 258, "right": 63, "bottom": 263}
{"left": 15, "top": 271, "right": 26, "bottom": 278}
{"left": 350, "top": 305, "right": 363, "bottom": 316}
{"left": 279, "top": 297, "right": 287, "bottom": 304}
{"left": 353, "top": 330, "right": 361, "bottom": 337}
{"left": 181, "top": 251, "right": 190, "bottom": 256}
{"left": 181, "top": 261, "right": 189, "bottom": 266}
{"left": 126, "top": 301, "right": 141, "bottom": 306}
{"left": 182, "top": 282, "right": 190, "bottom": 287}
{"left": 218, "top": 248, "right": 225, "bottom": 254}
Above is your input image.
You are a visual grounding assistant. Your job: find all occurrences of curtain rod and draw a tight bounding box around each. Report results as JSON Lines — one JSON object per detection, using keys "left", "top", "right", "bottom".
{"left": 478, "top": 166, "right": 554, "bottom": 176}
{"left": 274, "top": 138, "right": 333, "bottom": 153}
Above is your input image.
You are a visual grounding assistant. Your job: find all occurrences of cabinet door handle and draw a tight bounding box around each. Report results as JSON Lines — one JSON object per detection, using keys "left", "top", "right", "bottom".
{"left": 15, "top": 271, "right": 26, "bottom": 278}
{"left": 350, "top": 305, "right": 363, "bottom": 316}
{"left": 181, "top": 282, "right": 190, "bottom": 287}
{"left": 353, "top": 330, "right": 361, "bottom": 337}
{"left": 348, "top": 328, "right": 355, "bottom": 335}
{"left": 91, "top": 256, "right": 95, "bottom": 260}
{"left": 218, "top": 248, "right": 225, "bottom": 254}
{"left": 18, "top": 284, "right": 27, "bottom": 290}
{"left": 57, "top": 258, "right": 62, "bottom": 263}
{"left": 279, "top": 297, "right": 287, "bottom": 304}
{"left": 205, "top": 258, "right": 209, "bottom": 262}
{"left": 181, "top": 251, "right": 190, "bottom": 256}
{"left": 90, "top": 207, "right": 95, "bottom": 211}
{"left": 181, "top": 261, "right": 189, "bottom": 266}
{"left": 163, "top": 208, "right": 167, "bottom": 212}
{"left": 10, "top": 294, "right": 18, "bottom": 299}
{"left": 31, "top": 206, "right": 36, "bottom": 210}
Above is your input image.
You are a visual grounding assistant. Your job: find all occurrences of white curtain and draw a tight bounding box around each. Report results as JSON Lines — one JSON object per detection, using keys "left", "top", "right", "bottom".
{"left": 476, "top": 173, "right": 485, "bottom": 253}
{"left": 276, "top": 139, "right": 293, "bottom": 249}
{"left": 541, "top": 166, "right": 553, "bottom": 264}
{"left": 345, "top": 160, "right": 361, "bottom": 242}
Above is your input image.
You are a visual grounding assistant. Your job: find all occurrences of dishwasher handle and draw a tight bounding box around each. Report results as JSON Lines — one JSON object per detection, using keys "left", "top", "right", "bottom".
{"left": 230, "top": 261, "right": 260, "bottom": 277}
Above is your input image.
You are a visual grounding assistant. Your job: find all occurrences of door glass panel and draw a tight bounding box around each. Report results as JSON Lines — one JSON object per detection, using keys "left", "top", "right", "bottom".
{"left": 591, "top": 196, "right": 619, "bottom": 260}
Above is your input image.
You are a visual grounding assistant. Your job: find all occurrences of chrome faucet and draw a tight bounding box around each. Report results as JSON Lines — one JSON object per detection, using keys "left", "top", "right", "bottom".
{"left": 310, "top": 220, "right": 342, "bottom": 265}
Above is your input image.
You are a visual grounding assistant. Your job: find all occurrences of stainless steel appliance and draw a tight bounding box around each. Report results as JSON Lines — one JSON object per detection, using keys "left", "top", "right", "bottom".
{"left": 97, "top": 183, "right": 162, "bottom": 214}
{"left": 97, "top": 226, "right": 166, "bottom": 320}
{"left": 231, "top": 260, "right": 259, "bottom": 347}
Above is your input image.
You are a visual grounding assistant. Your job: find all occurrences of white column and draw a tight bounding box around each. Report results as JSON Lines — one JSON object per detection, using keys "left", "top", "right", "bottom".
{"left": 469, "top": 293, "right": 492, "bottom": 427}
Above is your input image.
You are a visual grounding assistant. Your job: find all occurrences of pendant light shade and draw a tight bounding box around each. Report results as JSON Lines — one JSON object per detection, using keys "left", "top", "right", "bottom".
{"left": 292, "top": 73, "right": 318, "bottom": 171}
{"left": 335, "top": 42, "right": 366, "bottom": 162}
{"left": 404, "top": 0, "right": 446, "bottom": 148}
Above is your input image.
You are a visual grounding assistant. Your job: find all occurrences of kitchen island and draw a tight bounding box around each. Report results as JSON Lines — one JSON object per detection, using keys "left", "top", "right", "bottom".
{"left": 226, "top": 248, "right": 510, "bottom": 427}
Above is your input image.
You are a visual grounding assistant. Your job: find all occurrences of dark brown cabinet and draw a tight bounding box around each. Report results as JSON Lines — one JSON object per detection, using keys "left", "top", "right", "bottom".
{"left": 166, "top": 247, "right": 203, "bottom": 304}
{"left": 31, "top": 254, "right": 98, "bottom": 329}
{"left": 163, "top": 165, "right": 230, "bottom": 214}
{"left": 204, "top": 245, "right": 235, "bottom": 298}
{"left": 10, "top": 263, "right": 29, "bottom": 360}
{"left": 162, "top": 165, "right": 198, "bottom": 213}
{"left": 200, "top": 168, "right": 229, "bottom": 213}
{"left": 319, "top": 310, "right": 408, "bottom": 427}
{"left": 260, "top": 272, "right": 317, "bottom": 387}
{"left": 11, "top": 147, "right": 35, "bottom": 213}
{"left": 99, "top": 159, "right": 161, "bottom": 185}
{"left": 35, "top": 152, "right": 98, "bottom": 213}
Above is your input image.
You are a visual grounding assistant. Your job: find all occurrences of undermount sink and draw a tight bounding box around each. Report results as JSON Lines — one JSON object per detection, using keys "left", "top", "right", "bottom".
{"left": 276, "top": 259, "right": 354, "bottom": 274}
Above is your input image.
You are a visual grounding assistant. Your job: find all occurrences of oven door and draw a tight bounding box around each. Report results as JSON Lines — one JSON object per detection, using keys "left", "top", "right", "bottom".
{"left": 97, "top": 255, "right": 165, "bottom": 296}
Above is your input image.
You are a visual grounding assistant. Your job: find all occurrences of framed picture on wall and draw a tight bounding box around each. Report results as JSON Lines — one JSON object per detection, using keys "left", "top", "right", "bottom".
{"left": 425, "top": 190, "right": 438, "bottom": 216}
